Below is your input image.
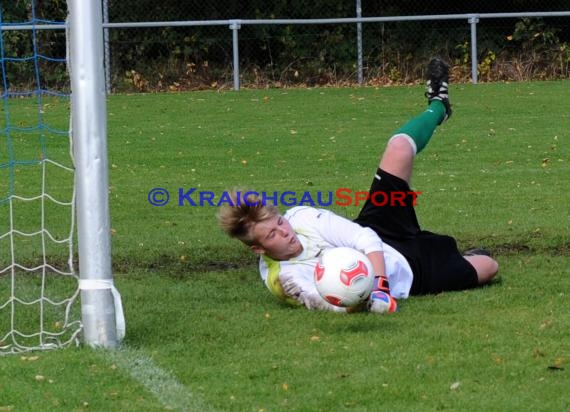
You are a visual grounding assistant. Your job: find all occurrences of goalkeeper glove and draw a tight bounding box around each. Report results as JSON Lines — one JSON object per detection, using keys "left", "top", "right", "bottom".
{"left": 367, "top": 290, "right": 398, "bottom": 314}
{"left": 374, "top": 275, "right": 391, "bottom": 294}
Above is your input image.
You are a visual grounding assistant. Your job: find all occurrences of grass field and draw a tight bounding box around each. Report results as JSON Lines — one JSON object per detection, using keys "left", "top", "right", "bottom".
{"left": 1, "top": 81, "right": 570, "bottom": 411}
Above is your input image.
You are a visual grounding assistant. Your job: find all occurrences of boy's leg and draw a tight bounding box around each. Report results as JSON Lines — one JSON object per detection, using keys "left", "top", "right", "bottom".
{"left": 463, "top": 254, "right": 499, "bottom": 285}
{"left": 379, "top": 58, "right": 452, "bottom": 184}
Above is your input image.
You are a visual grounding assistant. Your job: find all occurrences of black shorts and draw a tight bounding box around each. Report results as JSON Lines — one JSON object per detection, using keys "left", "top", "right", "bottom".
{"left": 353, "top": 168, "right": 478, "bottom": 295}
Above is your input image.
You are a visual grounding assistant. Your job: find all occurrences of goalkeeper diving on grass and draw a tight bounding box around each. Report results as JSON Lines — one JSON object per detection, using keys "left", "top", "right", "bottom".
{"left": 217, "top": 58, "right": 499, "bottom": 313}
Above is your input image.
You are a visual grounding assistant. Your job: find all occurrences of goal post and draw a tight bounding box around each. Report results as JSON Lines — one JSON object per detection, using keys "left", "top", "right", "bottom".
{"left": 1, "top": 0, "right": 123, "bottom": 354}
{"left": 68, "top": 0, "right": 124, "bottom": 348}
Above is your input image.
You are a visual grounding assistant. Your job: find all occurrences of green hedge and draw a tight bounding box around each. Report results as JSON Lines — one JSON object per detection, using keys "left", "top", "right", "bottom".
{"left": 2, "top": 1, "right": 569, "bottom": 91}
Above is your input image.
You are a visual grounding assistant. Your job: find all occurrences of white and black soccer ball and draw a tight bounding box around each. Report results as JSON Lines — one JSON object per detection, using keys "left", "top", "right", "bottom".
{"left": 314, "top": 247, "right": 375, "bottom": 308}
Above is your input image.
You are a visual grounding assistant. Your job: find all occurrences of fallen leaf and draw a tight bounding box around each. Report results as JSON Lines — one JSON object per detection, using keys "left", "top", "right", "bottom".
{"left": 539, "top": 319, "right": 552, "bottom": 330}
{"left": 548, "top": 357, "right": 565, "bottom": 371}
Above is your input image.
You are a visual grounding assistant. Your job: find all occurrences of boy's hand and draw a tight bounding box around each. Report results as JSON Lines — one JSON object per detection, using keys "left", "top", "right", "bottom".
{"left": 367, "top": 291, "right": 398, "bottom": 314}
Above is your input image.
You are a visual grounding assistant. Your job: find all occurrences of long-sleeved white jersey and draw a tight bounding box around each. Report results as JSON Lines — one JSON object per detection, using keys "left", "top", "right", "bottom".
{"left": 258, "top": 206, "right": 413, "bottom": 311}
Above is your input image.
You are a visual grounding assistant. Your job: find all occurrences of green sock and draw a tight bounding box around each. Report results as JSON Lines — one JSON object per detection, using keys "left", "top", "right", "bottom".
{"left": 393, "top": 100, "right": 445, "bottom": 153}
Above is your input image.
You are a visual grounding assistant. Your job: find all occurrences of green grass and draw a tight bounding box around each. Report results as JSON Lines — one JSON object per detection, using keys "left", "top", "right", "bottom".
{"left": 1, "top": 82, "right": 570, "bottom": 411}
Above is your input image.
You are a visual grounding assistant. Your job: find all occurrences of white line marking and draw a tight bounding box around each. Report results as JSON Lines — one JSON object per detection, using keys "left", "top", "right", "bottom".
{"left": 108, "top": 347, "right": 217, "bottom": 412}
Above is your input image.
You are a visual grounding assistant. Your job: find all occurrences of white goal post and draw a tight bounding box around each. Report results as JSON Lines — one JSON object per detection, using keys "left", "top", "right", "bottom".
{"left": 68, "top": 0, "right": 124, "bottom": 348}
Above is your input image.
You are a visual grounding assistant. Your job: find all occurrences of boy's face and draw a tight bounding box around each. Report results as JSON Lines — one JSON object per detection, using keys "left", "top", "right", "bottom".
{"left": 250, "top": 214, "right": 302, "bottom": 261}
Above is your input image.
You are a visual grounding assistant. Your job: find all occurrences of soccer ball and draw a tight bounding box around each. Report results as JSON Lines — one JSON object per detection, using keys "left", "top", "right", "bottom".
{"left": 314, "top": 247, "right": 375, "bottom": 308}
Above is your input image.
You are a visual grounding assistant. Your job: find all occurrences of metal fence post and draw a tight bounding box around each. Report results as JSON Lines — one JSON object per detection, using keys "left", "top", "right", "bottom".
{"left": 103, "top": 0, "right": 111, "bottom": 94}
{"left": 356, "top": 0, "right": 363, "bottom": 85}
{"left": 229, "top": 20, "right": 241, "bottom": 90}
{"left": 468, "top": 14, "right": 480, "bottom": 84}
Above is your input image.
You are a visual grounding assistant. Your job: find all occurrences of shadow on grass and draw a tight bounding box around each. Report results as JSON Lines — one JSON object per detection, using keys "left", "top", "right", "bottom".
{"left": 3, "top": 240, "right": 567, "bottom": 279}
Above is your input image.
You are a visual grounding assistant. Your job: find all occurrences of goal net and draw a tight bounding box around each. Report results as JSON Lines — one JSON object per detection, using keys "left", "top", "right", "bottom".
{"left": 0, "top": 3, "right": 80, "bottom": 354}
{"left": 1, "top": 0, "right": 123, "bottom": 355}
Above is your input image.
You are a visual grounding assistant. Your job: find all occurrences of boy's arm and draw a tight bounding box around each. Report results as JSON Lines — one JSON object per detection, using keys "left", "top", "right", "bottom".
{"left": 280, "top": 272, "right": 346, "bottom": 312}
{"left": 366, "top": 250, "right": 387, "bottom": 279}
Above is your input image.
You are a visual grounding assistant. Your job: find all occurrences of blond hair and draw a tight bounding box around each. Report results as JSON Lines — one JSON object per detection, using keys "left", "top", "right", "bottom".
{"left": 217, "top": 190, "right": 279, "bottom": 245}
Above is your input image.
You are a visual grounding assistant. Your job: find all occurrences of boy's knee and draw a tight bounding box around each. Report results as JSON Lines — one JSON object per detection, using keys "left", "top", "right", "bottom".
{"left": 464, "top": 255, "right": 499, "bottom": 285}
{"left": 478, "top": 257, "right": 499, "bottom": 284}
{"left": 386, "top": 134, "right": 417, "bottom": 155}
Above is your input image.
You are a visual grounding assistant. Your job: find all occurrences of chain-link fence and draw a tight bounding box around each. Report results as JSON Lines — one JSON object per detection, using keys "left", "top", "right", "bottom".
{"left": 104, "top": 1, "right": 570, "bottom": 91}
{"left": 2, "top": 2, "right": 570, "bottom": 92}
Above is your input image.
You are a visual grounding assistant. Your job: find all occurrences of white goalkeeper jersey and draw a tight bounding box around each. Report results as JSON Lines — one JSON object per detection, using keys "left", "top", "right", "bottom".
{"left": 258, "top": 206, "right": 413, "bottom": 310}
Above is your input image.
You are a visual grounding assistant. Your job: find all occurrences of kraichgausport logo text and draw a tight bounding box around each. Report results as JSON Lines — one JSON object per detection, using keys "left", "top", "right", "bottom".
{"left": 147, "top": 188, "right": 421, "bottom": 207}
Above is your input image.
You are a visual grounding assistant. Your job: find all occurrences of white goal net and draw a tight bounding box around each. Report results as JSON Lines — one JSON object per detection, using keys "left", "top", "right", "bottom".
{"left": 1, "top": 0, "right": 123, "bottom": 355}
{"left": 0, "top": 3, "right": 81, "bottom": 354}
